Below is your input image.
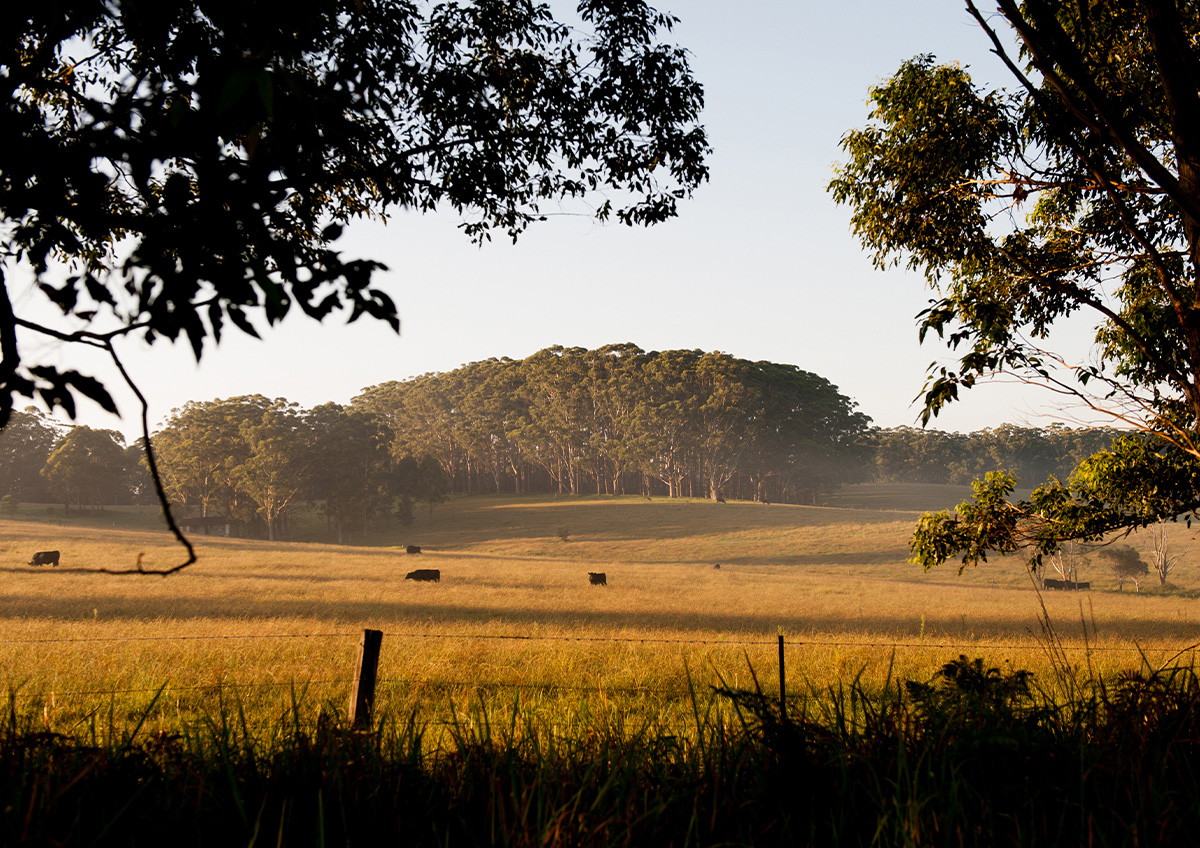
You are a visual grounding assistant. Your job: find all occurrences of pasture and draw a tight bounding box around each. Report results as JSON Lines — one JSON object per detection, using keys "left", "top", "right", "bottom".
{"left": 2, "top": 488, "right": 1199, "bottom": 738}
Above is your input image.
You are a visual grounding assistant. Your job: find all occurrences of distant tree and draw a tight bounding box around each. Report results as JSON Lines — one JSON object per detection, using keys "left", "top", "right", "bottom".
{"left": 1045, "top": 540, "right": 1087, "bottom": 585}
{"left": 154, "top": 397, "right": 266, "bottom": 521}
{"left": 0, "top": 494, "right": 17, "bottom": 515}
{"left": 1142, "top": 520, "right": 1188, "bottom": 588}
{"left": 416, "top": 455, "right": 451, "bottom": 522}
{"left": 231, "top": 400, "right": 312, "bottom": 541}
{"left": 0, "top": 407, "right": 59, "bottom": 501}
{"left": 1096, "top": 545, "right": 1149, "bottom": 592}
{"left": 123, "top": 442, "right": 157, "bottom": 506}
{"left": 308, "top": 403, "right": 395, "bottom": 543}
{"left": 42, "top": 426, "right": 127, "bottom": 512}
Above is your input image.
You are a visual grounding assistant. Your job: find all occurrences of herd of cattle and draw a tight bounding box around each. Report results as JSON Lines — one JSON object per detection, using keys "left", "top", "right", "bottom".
{"left": 17, "top": 547, "right": 1096, "bottom": 592}
{"left": 1042, "top": 578, "right": 1091, "bottom": 590}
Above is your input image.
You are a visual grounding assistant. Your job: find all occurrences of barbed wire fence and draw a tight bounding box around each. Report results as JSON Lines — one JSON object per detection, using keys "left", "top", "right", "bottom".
{"left": 4, "top": 629, "right": 1198, "bottom": 706}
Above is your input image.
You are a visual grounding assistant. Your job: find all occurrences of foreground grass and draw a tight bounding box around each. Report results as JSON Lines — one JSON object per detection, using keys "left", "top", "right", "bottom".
{"left": 4, "top": 655, "right": 1200, "bottom": 847}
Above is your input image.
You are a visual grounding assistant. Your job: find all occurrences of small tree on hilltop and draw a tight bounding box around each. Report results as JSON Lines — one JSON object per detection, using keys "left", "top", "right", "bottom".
{"left": 1095, "top": 545, "right": 1149, "bottom": 593}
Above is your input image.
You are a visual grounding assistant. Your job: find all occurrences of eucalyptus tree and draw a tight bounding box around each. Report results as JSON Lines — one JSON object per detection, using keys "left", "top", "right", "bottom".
{"left": 521, "top": 346, "right": 594, "bottom": 494}
{"left": 742, "top": 362, "right": 871, "bottom": 503}
{"left": 232, "top": 399, "right": 312, "bottom": 541}
{"left": 0, "top": 407, "right": 59, "bottom": 501}
{"left": 831, "top": 1, "right": 1200, "bottom": 569}
{"left": 41, "top": 425, "right": 128, "bottom": 512}
{"left": 153, "top": 396, "right": 267, "bottom": 520}
{"left": 307, "top": 403, "right": 395, "bottom": 543}
{"left": 691, "top": 352, "right": 749, "bottom": 500}
{"left": 625, "top": 348, "right": 702, "bottom": 497}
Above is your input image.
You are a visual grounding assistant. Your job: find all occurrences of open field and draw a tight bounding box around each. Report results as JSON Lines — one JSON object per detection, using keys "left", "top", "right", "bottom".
{"left": 3, "top": 489, "right": 1200, "bottom": 737}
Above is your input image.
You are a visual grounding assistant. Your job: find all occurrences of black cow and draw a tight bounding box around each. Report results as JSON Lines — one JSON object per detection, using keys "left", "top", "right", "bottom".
{"left": 28, "top": 550, "right": 59, "bottom": 567}
{"left": 588, "top": 572, "right": 607, "bottom": 586}
{"left": 1074, "top": 581, "right": 1091, "bottom": 590}
{"left": 1043, "top": 578, "right": 1066, "bottom": 590}
{"left": 714, "top": 563, "right": 721, "bottom": 570}
{"left": 406, "top": 545, "right": 422, "bottom": 554}
{"left": 405, "top": 568, "right": 440, "bottom": 582}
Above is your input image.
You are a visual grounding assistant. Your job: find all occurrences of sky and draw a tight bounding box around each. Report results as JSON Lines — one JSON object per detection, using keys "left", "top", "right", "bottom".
{"left": 13, "top": 0, "right": 1103, "bottom": 441}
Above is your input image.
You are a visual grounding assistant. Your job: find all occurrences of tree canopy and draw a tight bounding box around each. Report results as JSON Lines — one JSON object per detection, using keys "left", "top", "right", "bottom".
{"left": 830, "top": 0, "right": 1200, "bottom": 569}
{"left": 353, "top": 344, "right": 873, "bottom": 502}
{"left": 2, "top": 0, "right": 708, "bottom": 427}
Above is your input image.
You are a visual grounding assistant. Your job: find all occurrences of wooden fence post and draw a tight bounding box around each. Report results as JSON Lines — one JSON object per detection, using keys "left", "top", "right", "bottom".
{"left": 349, "top": 628, "right": 383, "bottom": 729}
{"left": 778, "top": 633, "right": 787, "bottom": 722}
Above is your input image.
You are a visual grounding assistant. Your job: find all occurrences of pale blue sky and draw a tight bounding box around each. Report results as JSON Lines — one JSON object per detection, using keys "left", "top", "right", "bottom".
{"left": 18, "top": 1, "right": 1100, "bottom": 439}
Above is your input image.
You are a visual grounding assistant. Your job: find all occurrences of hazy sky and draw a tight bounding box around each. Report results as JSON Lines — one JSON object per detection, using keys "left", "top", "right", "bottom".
{"left": 16, "top": 1, "right": 1101, "bottom": 440}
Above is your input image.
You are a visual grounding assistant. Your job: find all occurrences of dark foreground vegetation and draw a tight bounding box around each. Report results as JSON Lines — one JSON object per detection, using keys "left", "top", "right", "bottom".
{"left": 5, "top": 656, "right": 1200, "bottom": 847}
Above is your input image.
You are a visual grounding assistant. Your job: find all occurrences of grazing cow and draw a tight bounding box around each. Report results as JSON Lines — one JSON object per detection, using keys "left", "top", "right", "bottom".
{"left": 1073, "top": 581, "right": 1091, "bottom": 590}
{"left": 714, "top": 563, "right": 721, "bottom": 570}
{"left": 28, "top": 550, "right": 60, "bottom": 567}
{"left": 1042, "top": 578, "right": 1066, "bottom": 590}
{"left": 588, "top": 572, "right": 607, "bottom": 586}
{"left": 405, "top": 568, "right": 440, "bottom": 582}
{"left": 406, "top": 545, "right": 422, "bottom": 554}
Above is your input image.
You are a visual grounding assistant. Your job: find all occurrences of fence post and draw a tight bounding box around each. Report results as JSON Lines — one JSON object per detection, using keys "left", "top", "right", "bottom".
{"left": 778, "top": 633, "right": 787, "bottom": 722}
{"left": 349, "top": 628, "right": 383, "bottom": 729}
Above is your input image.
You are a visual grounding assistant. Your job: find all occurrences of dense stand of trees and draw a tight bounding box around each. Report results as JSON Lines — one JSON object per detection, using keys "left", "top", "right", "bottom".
{"left": 872, "top": 425, "right": 1121, "bottom": 487}
{"left": 152, "top": 396, "right": 444, "bottom": 542}
{"left": 0, "top": 345, "right": 1131, "bottom": 540}
{"left": 353, "top": 345, "right": 874, "bottom": 504}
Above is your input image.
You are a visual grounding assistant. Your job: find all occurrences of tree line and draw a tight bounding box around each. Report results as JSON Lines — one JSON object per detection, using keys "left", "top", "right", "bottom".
{"left": 0, "top": 344, "right": 1126, "bottom": 540}
{"left": 872, "top": 425, "right": 1120, "bottom": 487}
{"left": 352, "top": 345, "right": 873, "bottom": 504}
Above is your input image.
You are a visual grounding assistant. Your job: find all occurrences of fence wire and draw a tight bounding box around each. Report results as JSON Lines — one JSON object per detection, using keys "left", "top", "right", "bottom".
{"left": 4, "top": 628, "right": 1198, "bottom": 702}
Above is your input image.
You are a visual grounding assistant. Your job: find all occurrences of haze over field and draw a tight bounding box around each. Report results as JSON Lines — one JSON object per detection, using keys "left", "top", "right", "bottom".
{"left": 11, "top": 1, "right": 1093, "bottom": 443}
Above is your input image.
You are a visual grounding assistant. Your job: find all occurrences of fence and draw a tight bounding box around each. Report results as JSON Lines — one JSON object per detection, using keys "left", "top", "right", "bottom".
{"left": 5, "top": 628, "right": 1199, "bottom": 728}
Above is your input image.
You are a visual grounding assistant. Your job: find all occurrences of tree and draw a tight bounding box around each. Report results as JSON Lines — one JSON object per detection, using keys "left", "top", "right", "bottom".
{"left": 1096, "top": 544, "right": 1149, "bottom": 592}
{"left": 229, "top": 399, "right": 312, "bottom": 541}
{"left": 154, "top": 396, "right": 266, "bottom": 521}
{"left": 1143, "top": 519, "right": 1189, "bottom": 587}
{"left": 2, "top": 0, "right": 708, "bottom": 428}
{"left": 830, "top": 1, "right": 1200, "bottom": 569}
{"left": 41, "top": 425, "right": 128, "bottom": 512}
{"left": 308, "top": 403, "right": 395, "bottom": 543}
{"left": 0, "top": 407, "right": 59, "bottom": 501}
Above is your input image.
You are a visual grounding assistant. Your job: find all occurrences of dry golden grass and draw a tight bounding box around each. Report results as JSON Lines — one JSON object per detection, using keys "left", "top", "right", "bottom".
{"left": 2, "top": 492, "right": 1199, "bottom": 735}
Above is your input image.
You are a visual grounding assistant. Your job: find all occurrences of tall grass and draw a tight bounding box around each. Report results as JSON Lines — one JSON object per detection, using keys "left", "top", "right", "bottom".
{"left": 5, "top": 648, "right": 1200, "bottom": 846}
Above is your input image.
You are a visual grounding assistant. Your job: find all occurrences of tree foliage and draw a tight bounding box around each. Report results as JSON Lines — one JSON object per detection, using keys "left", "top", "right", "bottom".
{"left": 41, "top": 425, "right": 128, "bottom": 512}
{"left": 1, "top": 0, "right": 708, "bottom": 426}
{"left": 0, "top": 407, "right": 59, "bottom": 501}
{"left": 871, "top": 424, "right": 1117, "bottom": 486}
{"left": 352, "top": 344, "right": 873, "bottom": 502}
{"left": 152, "top": 395, "right": 427, "bottom": 541}
{"left": 1095, "top": 544, "right": 1148, "bottom": 591}
{"left": 830, "top": 0, "right": 1200, "bottom": 569}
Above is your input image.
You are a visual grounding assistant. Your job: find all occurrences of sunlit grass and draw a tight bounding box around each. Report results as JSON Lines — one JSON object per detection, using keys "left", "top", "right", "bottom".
{"left": 2, "top": 491, "right": 1199, "bottom": 739}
